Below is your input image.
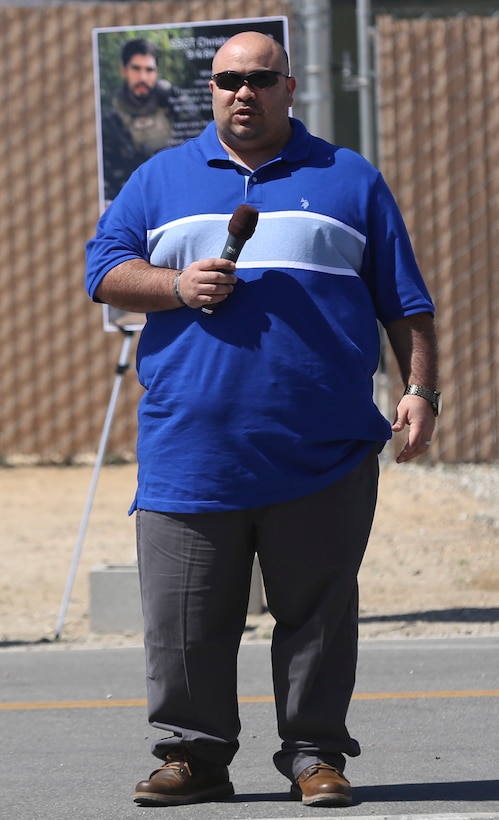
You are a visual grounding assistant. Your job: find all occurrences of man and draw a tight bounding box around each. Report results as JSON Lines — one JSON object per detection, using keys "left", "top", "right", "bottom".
{"left": 101, "top": 38, "right": 180, "bottom": 201}
{"left": 86, "top": 31, "right": 439, "bottom": 808}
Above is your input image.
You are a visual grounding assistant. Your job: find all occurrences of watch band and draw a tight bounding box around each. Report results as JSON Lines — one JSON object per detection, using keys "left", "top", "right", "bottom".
{"left": 404, "top": 384, "right": 441, "bottom": 416}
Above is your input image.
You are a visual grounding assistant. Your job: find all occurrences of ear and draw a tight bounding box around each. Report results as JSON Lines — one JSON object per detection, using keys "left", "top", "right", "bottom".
{"left": 286, "top": 76, "right": 297, "bottom": 106}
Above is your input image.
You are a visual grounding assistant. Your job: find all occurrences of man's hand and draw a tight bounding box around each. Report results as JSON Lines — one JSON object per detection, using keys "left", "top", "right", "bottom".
{"left": 392, "top": 395, "right": 436, "bottom": 463}
{"left": 176, "top": 259, "right": 237, "bottom": 310}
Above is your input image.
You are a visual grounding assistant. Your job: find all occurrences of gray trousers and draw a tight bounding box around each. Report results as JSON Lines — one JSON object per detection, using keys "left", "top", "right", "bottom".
{"left": 136, "top": 447, "right": 379, "bottom": 782}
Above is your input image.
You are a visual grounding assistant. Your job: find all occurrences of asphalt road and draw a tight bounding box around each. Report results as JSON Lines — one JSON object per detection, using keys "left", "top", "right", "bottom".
{"left": 1, "top": 637, "right": 498, "bottom": 820}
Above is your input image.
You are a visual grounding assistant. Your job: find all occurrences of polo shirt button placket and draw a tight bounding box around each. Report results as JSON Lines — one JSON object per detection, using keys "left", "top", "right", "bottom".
{"left": 247, "top": 174, "right": 263, "bottom": 207}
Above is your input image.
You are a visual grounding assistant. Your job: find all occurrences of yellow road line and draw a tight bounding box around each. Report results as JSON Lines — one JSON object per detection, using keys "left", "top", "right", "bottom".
{"left": 352, "top": 689, "right": 499, "bottom": 700}
{"left": 0, "top": 698, "right": 148, "bottom": 711}
{"left": 0, "top": 690, "right": 498, "bottom": 711}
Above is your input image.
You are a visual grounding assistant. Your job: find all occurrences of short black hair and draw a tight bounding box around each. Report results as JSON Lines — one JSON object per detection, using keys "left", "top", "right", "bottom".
{"left": 121, "top": 38, "right": 161, "bottom": 67}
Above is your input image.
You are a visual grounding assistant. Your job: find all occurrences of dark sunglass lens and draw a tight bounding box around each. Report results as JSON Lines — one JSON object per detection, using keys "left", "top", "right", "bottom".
{"left": 214, "top": 72, "right": 244, "bottom": 91}
{"left": 249, "top": 71, "right": 279, "bottom": 88}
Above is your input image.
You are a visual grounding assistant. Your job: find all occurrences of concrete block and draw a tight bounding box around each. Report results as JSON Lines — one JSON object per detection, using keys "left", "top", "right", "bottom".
{"left": 89, "top": 563, "right": 143, "bottom": 634}
{"left": 89, "top": 556, "right": 265, "bottom": 634}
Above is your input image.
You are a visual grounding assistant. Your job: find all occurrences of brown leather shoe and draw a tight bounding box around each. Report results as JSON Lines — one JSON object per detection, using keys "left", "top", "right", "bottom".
{"left": 133, "top": 752, "right": 234, "bottom": 806}
{"left": 290, "top": 762, "right": 353, "bottom": 807}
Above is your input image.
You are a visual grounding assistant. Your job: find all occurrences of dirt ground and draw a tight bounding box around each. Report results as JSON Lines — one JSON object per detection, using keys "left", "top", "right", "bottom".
{"left": 1, "top": 457, "right": 498, "bottom": 647}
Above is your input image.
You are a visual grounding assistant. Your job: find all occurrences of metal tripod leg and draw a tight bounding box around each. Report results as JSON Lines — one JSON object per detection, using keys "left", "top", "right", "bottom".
{"left": 54, "top": 329, "right": 135, "bottom": 639}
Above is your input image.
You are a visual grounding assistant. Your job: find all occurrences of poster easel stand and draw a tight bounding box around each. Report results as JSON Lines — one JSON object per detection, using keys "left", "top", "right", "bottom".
{"left": 55, "top": 327, "right": 135, "bottom": 639}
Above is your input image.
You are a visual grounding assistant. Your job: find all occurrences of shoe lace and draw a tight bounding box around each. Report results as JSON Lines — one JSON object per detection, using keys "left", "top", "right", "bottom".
{"left": 163, "top": 751, "right": 192, "bottom": 776}
{"left": 301, "top": 763, "right": 342, "bottom": 780}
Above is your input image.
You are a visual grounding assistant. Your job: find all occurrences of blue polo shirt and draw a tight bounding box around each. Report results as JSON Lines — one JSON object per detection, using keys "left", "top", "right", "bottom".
{"left": 86, "top": 119, "right": 434, "bottom": 513}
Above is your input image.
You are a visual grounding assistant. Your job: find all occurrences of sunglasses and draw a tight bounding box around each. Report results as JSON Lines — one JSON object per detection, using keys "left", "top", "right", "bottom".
{"left": 211, "top": 70, "right": 289, "bottom": 92}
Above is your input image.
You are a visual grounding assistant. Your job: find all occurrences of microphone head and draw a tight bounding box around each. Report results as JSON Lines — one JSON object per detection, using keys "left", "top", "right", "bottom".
{"left": 228, "top": 204, "right": 259, "bottom": 241}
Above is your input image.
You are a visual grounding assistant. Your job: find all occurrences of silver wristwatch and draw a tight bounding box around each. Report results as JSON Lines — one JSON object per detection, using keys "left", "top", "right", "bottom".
{"left": 404, "top": 384, "right": 441, "bottom": 417}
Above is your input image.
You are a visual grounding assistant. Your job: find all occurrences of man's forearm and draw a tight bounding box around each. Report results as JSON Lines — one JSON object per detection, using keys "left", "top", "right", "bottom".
{"left": 94, "top": 259, "right": 181, "bottom": 313}
{"left": 385, "top": 312, "right": 439, "bottom": 388}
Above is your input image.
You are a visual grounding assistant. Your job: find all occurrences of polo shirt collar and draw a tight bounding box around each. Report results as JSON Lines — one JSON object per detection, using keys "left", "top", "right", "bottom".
{"left": 201, "top": 117, "right": 312, "bottom": 168}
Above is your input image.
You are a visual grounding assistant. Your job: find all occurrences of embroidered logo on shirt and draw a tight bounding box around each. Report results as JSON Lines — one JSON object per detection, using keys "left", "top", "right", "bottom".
{"left": 300, "top": 197, "right": 310, "bottom": 210}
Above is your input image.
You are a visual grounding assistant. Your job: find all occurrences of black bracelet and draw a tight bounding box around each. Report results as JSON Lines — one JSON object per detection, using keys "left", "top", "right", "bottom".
{"left": 173, "top": 270, "right": 187, "bottom": 307}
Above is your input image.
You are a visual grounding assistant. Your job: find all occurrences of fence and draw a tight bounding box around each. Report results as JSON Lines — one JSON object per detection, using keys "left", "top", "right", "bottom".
{"left": 377, "top": 15, "right": 499, "bottom": 462}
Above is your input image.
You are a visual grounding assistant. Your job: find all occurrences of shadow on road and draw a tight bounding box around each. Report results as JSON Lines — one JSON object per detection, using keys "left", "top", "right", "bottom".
{"left": 353, "top": 778, "right": 499, "bottom": 804}
{"left": 0, "top": 637, "right": 53, "bottom": 649}
{"left": 360, "top": 607, "right": 499, "bottom": 624}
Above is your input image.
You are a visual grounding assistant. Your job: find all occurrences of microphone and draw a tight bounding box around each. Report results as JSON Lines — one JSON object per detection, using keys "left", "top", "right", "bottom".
{"left": 201, "top": 204, "right": 259, "bottom": 314}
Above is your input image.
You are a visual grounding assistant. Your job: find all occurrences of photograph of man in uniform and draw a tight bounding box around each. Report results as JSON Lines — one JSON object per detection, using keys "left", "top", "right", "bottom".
{"left": 102, "top": 38, "right": 181, "bottom": 202}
